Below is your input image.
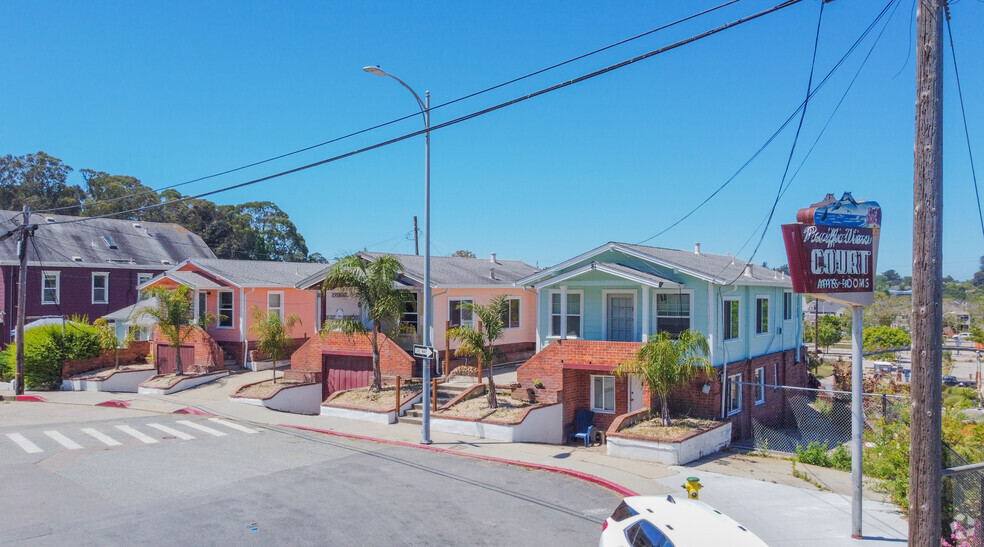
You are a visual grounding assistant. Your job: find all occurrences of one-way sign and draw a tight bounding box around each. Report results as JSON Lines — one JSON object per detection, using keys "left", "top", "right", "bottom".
{"left": 413, "top": 344, "right": 436, "bottom": 360}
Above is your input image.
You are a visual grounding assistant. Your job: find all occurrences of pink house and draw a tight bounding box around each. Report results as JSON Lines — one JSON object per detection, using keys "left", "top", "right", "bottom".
{"left": 141, "top": 259, "right": 329, "bottom": 370}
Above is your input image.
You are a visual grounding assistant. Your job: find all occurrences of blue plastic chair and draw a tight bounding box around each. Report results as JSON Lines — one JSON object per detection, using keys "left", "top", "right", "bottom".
{"left": 568, "top": 409, "right": 596, "bottom": 447}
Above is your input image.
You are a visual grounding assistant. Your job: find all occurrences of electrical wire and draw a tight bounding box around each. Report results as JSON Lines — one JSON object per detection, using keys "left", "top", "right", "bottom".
{"left": 32, "top": 0, "right": 746, "bottom": 216}
{"left": 43, "top": 0, "right": 807, "bottom": 229}
{"left": 944, "top": 7, "right": 984, "bottom": 242}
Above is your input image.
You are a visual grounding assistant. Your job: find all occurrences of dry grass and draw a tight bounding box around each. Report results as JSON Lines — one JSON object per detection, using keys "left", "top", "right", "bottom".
{"left": 436, "top": 392, "right": 536, "bottom": 423}
{"left": 619, "top": 416, "right": 720, "bottom": 441}
{"left": 234, "top": 379, "right": 309, "bottom": 399}
{"left": 84, "top": 364, "right": 155, "bottom": 380}
{"left": 328, "top": 384, "right": 423, "bottom": 412}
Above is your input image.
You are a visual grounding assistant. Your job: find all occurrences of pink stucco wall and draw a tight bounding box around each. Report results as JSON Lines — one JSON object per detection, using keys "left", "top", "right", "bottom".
{"left": 432, "top": 287, "right": 537, "bottom": 353}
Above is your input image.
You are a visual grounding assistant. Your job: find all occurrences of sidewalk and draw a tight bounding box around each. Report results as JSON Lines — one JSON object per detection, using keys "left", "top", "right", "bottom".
{"left": 1, "top": 372, "right": 908, "bottom": 546}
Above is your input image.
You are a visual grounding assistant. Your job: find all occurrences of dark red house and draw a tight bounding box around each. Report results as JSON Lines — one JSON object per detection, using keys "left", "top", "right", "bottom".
{"left": 0, "top": 211, "right": 215, "bottom": 346}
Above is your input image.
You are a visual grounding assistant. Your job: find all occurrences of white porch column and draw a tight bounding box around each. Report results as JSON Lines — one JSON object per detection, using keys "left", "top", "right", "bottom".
{"left": 193, "top": 289, "right": 200, "bottom": 321}
{"left": 535, "top": 288, "right": 543, "bottom": 352}
{"left": 560, "top": 285, "right": 568, "bottom": 340}
{"left": 641, "top": 285, "right": 650, "bottom": 342}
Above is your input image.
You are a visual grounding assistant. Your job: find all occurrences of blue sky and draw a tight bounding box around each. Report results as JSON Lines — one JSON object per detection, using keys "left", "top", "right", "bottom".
{"left": 2, "top": 0, "right": 982, "bottom": 279}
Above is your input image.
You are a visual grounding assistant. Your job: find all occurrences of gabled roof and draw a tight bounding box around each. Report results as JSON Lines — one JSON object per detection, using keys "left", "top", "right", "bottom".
{"left": 517, "top": 241, "right": 792, "bottom": 288}
{"left": 531, "top": 261, "right": 682, "bottom": 290}
{"left": 102, "top": 297, "right": 159, "bottom": 326}
{"left": 0, "top": 210, "right": 215, "bottom": 268}
{"left": 805, "top": 299, "right": 847, "bottom": 315}
{"left": 171, "top": 258, "right": 329, "bottom": 289}
{"left": 358, "top": 251, "right": 539, "bottom": 287}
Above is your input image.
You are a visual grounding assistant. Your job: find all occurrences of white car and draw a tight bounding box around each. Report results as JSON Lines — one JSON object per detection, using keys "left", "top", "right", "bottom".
{"left": 599, "top": 495, "right": 767, "bottom": 547}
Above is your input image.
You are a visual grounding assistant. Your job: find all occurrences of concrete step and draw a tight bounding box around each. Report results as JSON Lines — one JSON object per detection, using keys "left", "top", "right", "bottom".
{"left": 399, "top": 416, "right": 422, "bottom": 425}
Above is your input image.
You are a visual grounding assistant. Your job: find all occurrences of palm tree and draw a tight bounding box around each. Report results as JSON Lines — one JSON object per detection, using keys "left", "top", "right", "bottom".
{"left": 94, "top": 318, "right": 132, "bottom": 369}
{"left": 248, "top": 306, "right": 301, "bottom": 384}
{"left": 614, "top": 329, "right": 712, "bottom": 427}
{"left": 447, "top": 295, "right": 508, "bottom": 409}
{"left": 322, "top": 254, "right": 406, "bottom": 392}
{"left": 136, "top": 285, "right": 214, "bottom": 376}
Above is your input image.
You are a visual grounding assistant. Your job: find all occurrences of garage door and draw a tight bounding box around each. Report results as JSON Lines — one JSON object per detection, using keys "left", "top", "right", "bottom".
{"left": 323, "top": 354, "right": 373, "bottom": 399}
{"left": 156, "top": 344, "right": 195, "bottom": 375}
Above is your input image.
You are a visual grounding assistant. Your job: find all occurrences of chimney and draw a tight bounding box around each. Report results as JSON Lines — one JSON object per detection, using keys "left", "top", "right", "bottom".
{"left": 490, "top": 252, "right": 497, "bottom": 263}
{"left": 694, "top": 242, "right": 701, "bottom": 255}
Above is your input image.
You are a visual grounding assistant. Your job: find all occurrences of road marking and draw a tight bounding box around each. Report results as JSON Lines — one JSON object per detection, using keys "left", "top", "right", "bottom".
{"left": 147, "top": 423, "right": 195, "bottom": 440}
{"left": 116, "top": 425, "right": 158, "bottom": 444}
{"left": 176, "top": 420, "right": 227, "bottom": 437}
{"left": 82, "top": 428, "right": 122, "bottom": 446}
{"left": 209, "top": 418, "right": 258, "bottom": 434}
{"left": 44, "top": 430, "right": 82, "bottom": 450}
{"left": 7, "top": 433, "right": 43, "bottom": 453}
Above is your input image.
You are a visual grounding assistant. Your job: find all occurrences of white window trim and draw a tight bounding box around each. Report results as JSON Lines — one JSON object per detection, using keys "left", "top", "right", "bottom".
{"left": 590, "top": 374, "right": 616, "bottom": 414}
{"left": 267, "top": 290, "right": 285, "bottom": 318}
{"left": 502, "top": 296, "right": 521, "bottom": 329}
{"left": 755, "top": 295, "right": 770, "bottom": 336}
{"left": 546, "top": 289, "right": 584, "bottom": 339}
{"left": 755, "top": 367, "right": 766, "bottom": 405}
{"left": 92, "top": 272, "right": 110, "bottom": 304}
{"left": 602, "top": 289, "right": 637, "bottom": 342}
{"left": 448, "top": 297, "right": 476, "bottom": 329}
{"left": 723, "top": 296, "right": 741, "bottom": 342}
{"left": 653, "top": 289, "right": 695, "bottom": 336}
{"left": 137, "top": 272, "right": 153, "bottom": 300}
{"left": 728, "top": 373, "right": 742, "bottom": 416}
{"left": 217, "top": 289, "right": 235, "bottom": 329}
{"left": 41, "top": 270, "right": 60, "bottom": 305}
{"left": 783, "top": 291, "right": 794, "bottom": 322}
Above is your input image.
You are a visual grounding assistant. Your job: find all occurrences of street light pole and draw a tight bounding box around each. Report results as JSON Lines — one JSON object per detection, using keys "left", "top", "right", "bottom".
{"left": 364, "top": 66, "right": 433, "bottom": 444}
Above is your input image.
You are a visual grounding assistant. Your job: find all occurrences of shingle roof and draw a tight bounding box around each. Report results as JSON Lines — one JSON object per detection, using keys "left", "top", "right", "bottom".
{"left": 594, "top": 261, "right": 679, "bottom": 287}
{"left": 164, "top": 271, "right": 224, "bottom": 290}
{"left": 188, "top": 258, "right": 329, "bottom": 288}
{"left": 0, "top": 210, "right": 215, "bottom": 267}
{"left": 102, "top": 297, "right": 159, "bottom": 326}
{"left": 358, "top": 252, "right": 539, "bottom": 286}
{"left": 614, "top": 243, "right": 792, "bottom": 287}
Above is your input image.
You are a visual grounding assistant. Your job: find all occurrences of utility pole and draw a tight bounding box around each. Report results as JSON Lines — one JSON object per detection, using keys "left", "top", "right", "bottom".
{"left": 14, "top": 206, "right": 36, "bottom": 396}
{"left": 413, "top": 216, "right": 419, "bottom": 255}
{"left": 910, "top": 0, "right": 944, "bottom": 544}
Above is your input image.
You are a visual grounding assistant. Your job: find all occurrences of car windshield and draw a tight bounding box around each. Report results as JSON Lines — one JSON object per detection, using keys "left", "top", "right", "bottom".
{"left": 625, "top": 519, "right": 674, "bottom": 547}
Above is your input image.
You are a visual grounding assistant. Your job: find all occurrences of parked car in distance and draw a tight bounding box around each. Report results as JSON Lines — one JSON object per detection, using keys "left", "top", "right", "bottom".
{"left": 942, "top": 376, "right": 973, "bottom": 388}
{"left": 600, "top": 495, "right": 767, "bottom": 547}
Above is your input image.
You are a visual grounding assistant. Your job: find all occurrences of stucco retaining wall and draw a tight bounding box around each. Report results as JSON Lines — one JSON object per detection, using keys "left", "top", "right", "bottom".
{"left": 431, "top": 403, "right": 564, "bottom": 444}
{"left": 61, "top": 369, "right": 157, "bottom": 392}
{"left": 230, "top": 383, "right": 321, "bottom": 415}
{"left": 320, "top": 392, "right": 423, "bottom": 424}
{"left": 137, "top": 371, "right": 230, "bottom": 395}
{"left": 606, "top": 422, "right": 732, "bottom": 465}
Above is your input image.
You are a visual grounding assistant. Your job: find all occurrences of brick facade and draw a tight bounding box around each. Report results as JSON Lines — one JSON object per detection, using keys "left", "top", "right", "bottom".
{"left": 440, "top": 342, "right": 536, "bottom": 375}
{"left": 151, "top": 326, "right": 224, "bottom": 373}
{"left": 62, "top": 340, "right": 151, "bottom": 378}
{"left": 286, "top": 332, "right": 415, "bottom": 384}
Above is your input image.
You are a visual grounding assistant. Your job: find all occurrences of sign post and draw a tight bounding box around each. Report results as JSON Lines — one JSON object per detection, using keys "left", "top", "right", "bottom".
{"left": 783, "top": 192, "right": 880, "bottom": 539}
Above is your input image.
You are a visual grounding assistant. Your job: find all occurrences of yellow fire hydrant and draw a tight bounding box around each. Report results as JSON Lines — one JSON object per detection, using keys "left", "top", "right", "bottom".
{"left": 682, "top": 476, "right": 702, "bottom": 500}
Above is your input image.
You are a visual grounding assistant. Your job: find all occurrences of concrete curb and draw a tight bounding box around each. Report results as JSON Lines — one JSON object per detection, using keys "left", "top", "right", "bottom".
{"left": 282, "top": 424, "right": 638, "bottom": 498}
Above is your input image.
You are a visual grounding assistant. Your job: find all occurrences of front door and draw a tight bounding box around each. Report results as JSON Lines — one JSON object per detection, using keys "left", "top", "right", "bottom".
{"left": 608, "top": 294, "right": 634, "bottom": 341}
{"left": 628, "top": 374, "right": 644, "bottom": 412}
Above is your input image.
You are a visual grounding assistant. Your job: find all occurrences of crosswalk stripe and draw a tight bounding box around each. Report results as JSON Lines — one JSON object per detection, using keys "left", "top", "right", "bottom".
{"left": 44, "top": 431, "right": 82, "bottom": 450}
{"left": 208, "top": 418, "right": 258, "bottom": 434}
{"left": 82, "top": 428, "right": 122, "bottom": 446}
{"left": 176, "top": 420, "right": 226, "bottom": 437}
{"left": 116, "top": 425, "right": 158, "bottom": 444}
{"left": 147, "top": 423, "right": 195, "bottom": 440}
{"left": 7, "top": 433, "right": 43, "bottom": 453}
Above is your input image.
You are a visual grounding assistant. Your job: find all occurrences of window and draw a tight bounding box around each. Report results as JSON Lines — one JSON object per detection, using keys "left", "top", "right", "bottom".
{"left": 783, "top": 291, "right": 793, "bottom": 321}
{"left": 41, "top": 271, "right": 60, "bottom": 304}
{"left": 655, "top": 293, "right": 690, "bottom": 337}
{"left": 92, "top": 272, "right": 109, "bottom": 304}
{"left": 755, "top": 297, "right": 769, "bottom": 335}
{"left": 723, "top": 298, "right": 740, "bottom": 340}
{"left": 137, "top": 273, "right": 153, "bottom": 300}
{"left": 198, "top": 292, "right": 207, "bottom": 322}
{"left": 591, "top": 375, "right": 615, "bottom": 413}
{"left": 625, "top": 520, "right": 671, "bottom": 547}
{"left": 755, "top": 367, "right": 766, "bottom": 404}
{"left": 449, "top": 298, "right": 474, "bottom": 328}
{"left": 267, "top": 291, "right": 284, "bottom": 320}
{"left": 402, "top": 293, "right": 419, "bottom": 333}
{"left": 102, "top": 235, "right": 118, "bottom": 249}
{"left": 500, "top": 297, "right": 520, "bottom": 329}
{"left": 727, "top": 373, "right": 742, "bottom": 415}
{"left": 218, "top": 291, "right": 234, "bottom": 328}
{"left": 549, "top": 291, "right": 582, "bottom": 337}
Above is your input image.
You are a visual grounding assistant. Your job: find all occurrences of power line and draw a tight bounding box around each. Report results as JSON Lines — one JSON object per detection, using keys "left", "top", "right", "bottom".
{"left": 32, "top": 0, "right": 746, "bottom": 216}
{"left": 42, "top": 0, "right": 807, "bottom": 230}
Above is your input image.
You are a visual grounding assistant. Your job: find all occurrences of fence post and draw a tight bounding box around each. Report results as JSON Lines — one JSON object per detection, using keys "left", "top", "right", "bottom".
{"left": 445, "top": 320, "right": 451, "bottom": 371}
{"left": 882, "top": 394, "right": 887, "bottom": 421}
{"left": 395, "top": 376, "right": 401, "bottom": 412}
{"left": 432, "top": 377, "right": 438, "bottom": 412}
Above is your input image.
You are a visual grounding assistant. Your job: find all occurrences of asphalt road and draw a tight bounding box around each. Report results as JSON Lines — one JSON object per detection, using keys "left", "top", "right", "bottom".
{"left": 0, "top": 405, "right": 621, "bottom": 546}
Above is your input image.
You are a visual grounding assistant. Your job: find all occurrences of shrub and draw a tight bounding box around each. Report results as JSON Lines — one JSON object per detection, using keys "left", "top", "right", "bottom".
{"left": 0, "top": 322, "right": 101, "bottom": 390}
{"left": 830, "top": 443, "right": 851, "bottom": 471}
{"left": 795, "top": 441, "right": 831, "bottom": 467}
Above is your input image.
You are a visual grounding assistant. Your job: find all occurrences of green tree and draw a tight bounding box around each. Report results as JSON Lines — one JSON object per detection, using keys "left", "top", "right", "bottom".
{"left": 816, "top": 315, "right": 844, "bottom": 352}
{"left": 862, "top": 326, "right": 911, "bottom": 358}
{"left": 864, "top": 292, "right": 909, "bottom": 328}
{"left": 322, "top": 254, "right": 406, "bottom": 392}
{"left": 613, "top": 330, "right": 712, "bottom": 427}
{"left": 136, "top": 286, "right": 214, "bottom": 376}
{"left": 248, "top": 306, "right": 301, "bottom": 384}
{"left": 94, "top": 318, "right": 133, "bottom": 369}
{"left": 451, "top": 250, "right": 476, "bottom": 258}
{"left": 0, "top": 152, "right": 83, "bottom": 212}
{"left": 79, "top": 170, "right": 160, "bottom": 218}
{"left": 447, "top": 296, "right": 509, "bottom": 408}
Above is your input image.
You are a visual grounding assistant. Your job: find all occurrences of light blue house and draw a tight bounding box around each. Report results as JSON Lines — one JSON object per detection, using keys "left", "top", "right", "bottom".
{"left": 515, "top": 242, "right": 808, "bottom": 440}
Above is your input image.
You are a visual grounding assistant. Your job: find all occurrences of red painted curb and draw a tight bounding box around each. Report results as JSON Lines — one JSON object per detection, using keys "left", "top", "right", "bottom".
{"left": 96, "top": 400, "right": 131, "bottom": 408}
{"left": 173, "top": 407, "right": 214, "bottom": 416}
{"left": 281, "top": 424, "right": 638, "bottom": 498}
{"left": 16, "top": 395, "right": 47, "bottom": 402}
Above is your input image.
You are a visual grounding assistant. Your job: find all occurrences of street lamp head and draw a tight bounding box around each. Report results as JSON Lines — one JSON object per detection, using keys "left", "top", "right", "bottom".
{"left": 363, "top": 66, "right": 387, "bottom": 77}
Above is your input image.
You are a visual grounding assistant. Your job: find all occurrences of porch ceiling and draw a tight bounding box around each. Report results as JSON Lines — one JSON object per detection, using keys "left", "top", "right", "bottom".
{"left": 533, "top": 261, "right": 682, "bottom": 290}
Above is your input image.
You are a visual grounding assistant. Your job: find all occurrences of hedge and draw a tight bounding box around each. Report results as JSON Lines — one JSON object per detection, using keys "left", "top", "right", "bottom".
{"left": 0, "top": 322, "right": 102, "bottom": 389}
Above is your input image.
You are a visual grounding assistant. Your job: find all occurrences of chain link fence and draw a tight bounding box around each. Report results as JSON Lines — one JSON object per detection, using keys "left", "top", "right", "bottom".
{"left": 943, "top": 443, "right": 983, "bottom": 543}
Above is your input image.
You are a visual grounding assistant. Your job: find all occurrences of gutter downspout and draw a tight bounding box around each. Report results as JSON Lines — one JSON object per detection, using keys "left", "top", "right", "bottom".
{"left": 523, "top": 286, "right": 539, "bottom": 352}
{"left": 241, "top": 288, "right": 256, "bottom": 368}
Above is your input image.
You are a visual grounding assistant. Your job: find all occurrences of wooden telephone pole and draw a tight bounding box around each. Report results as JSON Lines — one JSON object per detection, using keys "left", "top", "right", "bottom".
{"left": 910, "top": 0, "right": 944, "bottom": 544}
